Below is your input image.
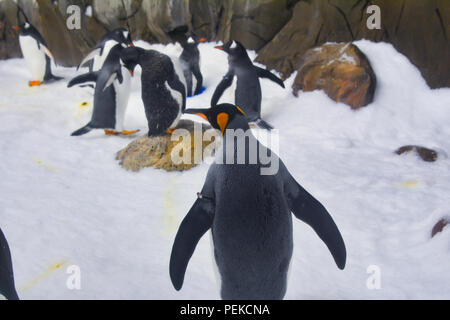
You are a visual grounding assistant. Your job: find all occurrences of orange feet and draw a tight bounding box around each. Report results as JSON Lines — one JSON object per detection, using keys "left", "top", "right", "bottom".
{"left": 29, "top": 81, "right": 42, "bottom": 87}
{"left": 104, "top": 129, "right": 119, "bottom": 136}
{"left": 121, "top": 129, "right": 140, "bottom": 135}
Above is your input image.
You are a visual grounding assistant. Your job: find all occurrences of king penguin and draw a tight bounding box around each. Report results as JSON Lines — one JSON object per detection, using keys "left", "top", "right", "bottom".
{"left": 13, "top": 22, "right": 61, "bottom": 87}
{"left": 120, "top": 46, "right": 186, "bottom": 136}
{"left": 78, "top": 28, "right": 134, "bottom": 73}
{"left": 179, "top": 35, "right": 206, "bottom": 97}
{"left": 212, "top": 41, "right": 285, "bottom": 130}
{"left": 68, "top": 43, "right": 137, "bottom": 136}
{"left": 0, "top": 227, "right": 19, "bottom": 300}
{"left": 170, "top": 103, "right": 346, "bottom": 300}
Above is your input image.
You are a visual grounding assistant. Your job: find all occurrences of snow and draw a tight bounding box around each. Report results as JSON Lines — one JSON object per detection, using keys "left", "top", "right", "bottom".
{"left": 0, "top": 40, "right": 449, "bottom": 300}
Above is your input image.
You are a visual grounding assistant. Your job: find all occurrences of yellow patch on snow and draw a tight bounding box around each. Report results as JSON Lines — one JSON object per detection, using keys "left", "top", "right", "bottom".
{"left": 20, "top": 261, "right": 68, "bottom": 291}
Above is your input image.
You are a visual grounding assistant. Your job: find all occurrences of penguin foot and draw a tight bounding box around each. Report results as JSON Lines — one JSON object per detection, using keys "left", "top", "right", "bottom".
{"left": 104, "top": 129, "right": 120, "bottom": 136}
{"left": 29, "top": 81, "right": 42, "bottom": 87}
{"left": 121, "top": 130, "right": 140, "bottom": 135}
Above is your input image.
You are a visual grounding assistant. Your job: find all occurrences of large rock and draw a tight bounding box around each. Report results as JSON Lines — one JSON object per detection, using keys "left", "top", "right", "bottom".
{"left": 256, "top": 0, "right": 449, "bottom": 89}
{"left": 292, "top": 42, "right": 376, "bottom": 109}
{"left": 0, "top": 0, "right": 21, "bottom": 59}
{"left": 116, "top": 120, "right": 215, "bottom": 172}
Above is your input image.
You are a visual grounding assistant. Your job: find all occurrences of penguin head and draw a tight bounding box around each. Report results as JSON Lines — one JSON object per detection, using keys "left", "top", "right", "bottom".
{"left": 12, "top": 22, "right": 33, "bottom": 35}
{"left": 108, "top": 28, "right": 134, "bottom": 47}
{"left": 215, "top": 40, "right": 246, "bottom": 58}
{"left": 185, "top": 103, "right": 247, "bottom": 135}
{"left": 182, "top": 35, "right": 207, "bottom": 47}
{"left": 120, "top": 46, "right": 143, "bottom": 75}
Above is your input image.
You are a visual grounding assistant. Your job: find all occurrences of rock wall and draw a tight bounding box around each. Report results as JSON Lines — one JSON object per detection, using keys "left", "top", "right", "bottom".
{"left": 0, "top": 0, "right": 448, "bottom": 88}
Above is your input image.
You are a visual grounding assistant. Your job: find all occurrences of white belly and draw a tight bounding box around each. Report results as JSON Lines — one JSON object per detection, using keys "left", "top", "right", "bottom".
{"left": 19, "top": 35, "right": 46, "bottom": 81}
{"left": 113, "top": 67, "right": 131, "bottom": 131}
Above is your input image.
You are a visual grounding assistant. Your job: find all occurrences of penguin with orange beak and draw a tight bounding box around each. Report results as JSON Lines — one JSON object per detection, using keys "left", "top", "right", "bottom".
{"left": 13, "top": 22, "right": 61, "bottom": 86}
{"left": 170, "top": 103, "right": 346, "bottom": 299}
{"left": 0, "top": 227, "right": 19, "bottom": 300}
{"left": 179, "top": 35, "right": 207, "bottom": 97}
{"left": 212, "top": 41, "right": 285, "bottom": 130}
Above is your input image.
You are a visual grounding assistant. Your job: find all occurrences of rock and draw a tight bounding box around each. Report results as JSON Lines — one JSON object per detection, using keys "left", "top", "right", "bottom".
{"left": 0, "top": 0, "right": 22, "bottom": 60}
{"left": 116, "top": 120, "right": 215, "bottom": 172}
{"left": 256, "top": 0, "right": 450, "bottom": 89}
{"left": 292, "top": 42, "right": 376, "bottom": 109}
{"left": 431, "top": 218, "right": 449, "bottom": 238}
{"left": 395, "top": 146, "right": 439, "bottom": 162}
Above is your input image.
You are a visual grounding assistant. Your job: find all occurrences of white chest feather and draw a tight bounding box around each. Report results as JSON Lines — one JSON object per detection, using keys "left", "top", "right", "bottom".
{"left": 113, "top": 67, "right": 131, "bottom": 131}
{"left": 19, "top": 35, "right": 47, "bottom": 81}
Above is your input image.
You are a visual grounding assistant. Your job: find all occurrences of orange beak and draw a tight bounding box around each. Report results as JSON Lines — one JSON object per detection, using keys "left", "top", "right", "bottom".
{"left": 13, "top": 25, "right": 21, "bottom": 31}
{"left": 198, "top": 38, "right": 207, "bottom": 43}
{"left": 129, "top": 42, "right": 134, "bottom": 47}
{"left": 215, "top": 45, "right": 224, "bottom": 50}
{"left": 128, "top": 69, "right": 134, "bottom": 77}
{"left": 195, "top": 113, "right": 208, "bottom": 121}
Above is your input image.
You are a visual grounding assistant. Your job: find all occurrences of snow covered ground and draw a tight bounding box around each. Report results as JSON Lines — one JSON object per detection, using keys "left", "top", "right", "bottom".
{"left": 0, "top": 40, "right": 449, "bottom": 300}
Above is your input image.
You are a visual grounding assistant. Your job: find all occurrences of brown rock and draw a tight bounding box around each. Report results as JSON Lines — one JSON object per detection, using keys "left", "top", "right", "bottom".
{"left": 116, "top": 120, "right": 215, "bottom": 172}
{"left": 431, "top": 218, "right": 449, "bottom": 238}
{"left": 292, "top": 43, "right": 376, "bottom": 109}
{"left": 256, "top": 0, "right": 450, "bottom": 89}
{"left": 0, "top": 0, "right": 22, "bottom": 60}
{"left": 395, "top": 145, "right": 439, "bottom": 162}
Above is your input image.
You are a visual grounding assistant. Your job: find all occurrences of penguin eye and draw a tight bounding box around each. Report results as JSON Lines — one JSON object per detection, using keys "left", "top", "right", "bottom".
{"left": 24, "top": 22, "right": 30, "bottom": 29}
{"left": 187, "top": 37, "right": 195, "bottom": 44}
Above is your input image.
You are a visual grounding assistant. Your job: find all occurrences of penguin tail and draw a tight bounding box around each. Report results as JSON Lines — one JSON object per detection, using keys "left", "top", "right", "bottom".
{"left": 71, "top": 124, "right": 93, "bottom": 136}
{"left": 255, "top": 119, "right": 274, "bottom": 131}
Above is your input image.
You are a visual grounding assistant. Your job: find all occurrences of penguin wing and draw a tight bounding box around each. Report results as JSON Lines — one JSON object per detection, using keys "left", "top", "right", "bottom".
{"left": 211, "top": 70, "right": 235, "bottom": 107}
{"left": 255, "top": 67, "right": 285, "bottom": 88}
{"left": 78, "top": 48, "right": 102, "bottom": 70}
{"left": 0, "top": 228, "right": 19, "bottom": 300}
{"left": 166, "top": 59, "right": 187, "bottom": 112}
{"left": 281, "top": 163, "right": 346, "bottom": 269}
{"left": 169, "top": 195, "right": 215, "bottom": 290}
{"left": 67, "top": 72, "right": 99, "bottom": 88}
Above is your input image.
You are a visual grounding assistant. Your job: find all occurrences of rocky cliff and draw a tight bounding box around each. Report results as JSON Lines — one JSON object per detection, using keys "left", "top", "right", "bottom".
{"left": 0, "top": 0, "right": 448, "bottom": 88}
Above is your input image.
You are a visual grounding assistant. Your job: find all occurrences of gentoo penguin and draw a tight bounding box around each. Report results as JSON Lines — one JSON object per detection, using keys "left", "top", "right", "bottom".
{"left": 13, "top": 22, "right": 61, "bottom": 86}
{"left": 119, "top": 46, "right": 186, "bottom": 136}
{"left": 68, "top": 43, "right": 137, "bottom": 136}
{"left": 212, "top": 41, "right": 285, "bottom": 130}
{"left": 0, "top": 227, "right": 19, "bottom": 300}
{"left": 179, "top": 35, "right": 206, "bottom": 97}
{"left": 170, "top": 104, "right": 346, "bottom": 300}
{"left": 78, "top": 28, "right": 134, "bottom": 73}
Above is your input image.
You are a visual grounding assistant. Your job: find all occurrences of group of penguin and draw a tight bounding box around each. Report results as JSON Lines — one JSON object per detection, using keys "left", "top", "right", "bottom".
{"left": 1, "top": 17, "right": 347, "bottom": 300}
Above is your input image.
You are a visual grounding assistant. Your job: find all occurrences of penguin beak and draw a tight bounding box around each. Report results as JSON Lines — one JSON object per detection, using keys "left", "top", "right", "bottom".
{"left": 214, "top": 45, "right": 224, "bottom": 51}
{"left": 198, "top": 38, "right": 207, "bottom": 43}
{"left": 13, "top": 25, "right": 21, "bottom": 31}
{"left": 129, "top": 42, "right": 134, "bottom": 47}
{"left": 128, "top": 69, "right": 134, "bottom": 77}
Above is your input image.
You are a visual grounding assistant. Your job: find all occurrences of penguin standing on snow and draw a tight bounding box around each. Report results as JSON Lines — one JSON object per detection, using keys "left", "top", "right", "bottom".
{"left": 170, "top": 104, "right": 346, "bottom": 300}
{"left": 78, "top": 28, "right": 134, "bottom": 73}
{"left": 13, "top": 21, "right": 61, "bottom": 87}
{"left": 68, "top": 43, "right": 137, "bottom": 136}
{"left": 212, "top": 41, "right": 285, "bottom": 130}
{"left": 179, "top": 35, "right": 206, "bottom": 97}
{"left": 0, "top": 227, "right": 19, "bottom": 300}
{"left": 120, "top": 46, "right": 186, "bottom": 136}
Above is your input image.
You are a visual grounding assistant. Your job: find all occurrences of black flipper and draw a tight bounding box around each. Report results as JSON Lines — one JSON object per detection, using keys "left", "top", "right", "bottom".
{"left": 68, "top": 72, "right": 99, "bottom": 88}
{"left": 71, "top": 123, "right": 93, "bottom": 136}
{"left": 0, "top": 228, "right": 19, "bottom": 300}
{"left": 211, "top": 70, "right": 234, "bottom": 107}
{"left": 255, "top": 119, "right": 274, "bottom": 130}
{"left": 255, "top": 66, "right": 285, "bottom": 88}
{"left": 169, "top": 197, "right": 215, "bottom": 291}
{"left": 282, "top": 164, "right": 346, "bottom": 269}
{"left": 166, "top": 58, "right": 187, "bottom": 112}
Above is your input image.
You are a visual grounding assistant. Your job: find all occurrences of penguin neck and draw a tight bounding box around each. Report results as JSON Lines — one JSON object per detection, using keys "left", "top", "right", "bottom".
{"left": 218, "top": 117, "right": 260, "bottom": 165}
